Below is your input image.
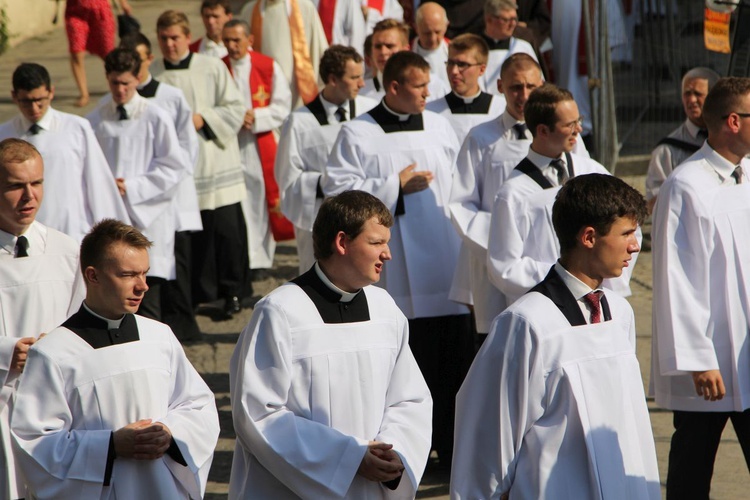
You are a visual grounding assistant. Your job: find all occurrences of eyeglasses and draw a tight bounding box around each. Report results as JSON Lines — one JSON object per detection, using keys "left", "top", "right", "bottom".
{"left": 721, "top": 112, "right": 750, "bottom": 119}
{"left": 560, "top": 117, "right": 584, "bottom": 132}
{"left": 16, "top": 95, "right": 51, "bottom": 107}
{"left": 490, "top": 14, "right": 518, "bottom": 24}
{"left": 446, "top": 60, "right": 483, "bottom": 71}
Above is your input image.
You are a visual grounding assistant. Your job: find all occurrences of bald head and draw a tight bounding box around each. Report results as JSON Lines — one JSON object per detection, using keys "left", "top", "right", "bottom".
{"left": 415, "top": 2, "right": 449, "bottom": 51}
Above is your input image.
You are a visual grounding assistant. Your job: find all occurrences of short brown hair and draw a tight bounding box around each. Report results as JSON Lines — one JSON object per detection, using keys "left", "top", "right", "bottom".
{"left": 320, "top": 45, "right": 363, "bottom": 83}
{"left": 372, "top": 19, "right": 410, "bottom": 46}
{"left": 157, "top": 10, "right": 191, "bottom": 35}
{"left": 313, "top": 191, "right": 394, "bottom": 260}
{"left": 702, "top": 77, "right": 750, "bottom": 133}
{"left": 553, "top": 174, "right": 647, "bottom": 256}
{"left": 382, "top": 51, "right": 430, "bottom": 89}
{"left": 500, "top": 52, "right": 541, "bottom": 80}
{"left": 104, "top": 48, "right": 141, "bottom": 77}
{"left": 525, "top": 83, "right": 574, "bottom": 137}
{"left": 81, "top": 219, "right": 152, "bottom": 273}
{"left": 0, "top": 138, "right": 41, "bottom": 168}
{"left": 201, "top": 0, "right": 231, "bottom": 14}
{"left": 449, "top": 34, "right": 489, "bottom": 65}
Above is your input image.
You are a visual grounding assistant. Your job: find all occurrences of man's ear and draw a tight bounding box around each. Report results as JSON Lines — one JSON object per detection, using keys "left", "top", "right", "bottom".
{"left": 84, "top": 266, "right": 99, "bottom": 284}
{"left": 578, "top": 226, "right": 597, "bottom": 250}
{"left": 332, "top": 231, "right": 349, "bottom": 256}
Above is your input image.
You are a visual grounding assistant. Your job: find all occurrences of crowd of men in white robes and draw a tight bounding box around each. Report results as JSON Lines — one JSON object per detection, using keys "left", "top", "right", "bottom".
{"left": 0, "top": 0, "right": 749, "bottom": 497}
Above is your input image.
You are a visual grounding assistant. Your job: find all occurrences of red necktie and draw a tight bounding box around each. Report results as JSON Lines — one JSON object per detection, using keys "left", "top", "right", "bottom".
{"left": 584, "top": 291, "right": 602, "bottom": 324}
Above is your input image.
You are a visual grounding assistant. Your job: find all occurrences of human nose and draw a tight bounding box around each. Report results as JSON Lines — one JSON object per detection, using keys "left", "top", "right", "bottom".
{"left": 21, "top": 185, "right": 33, "bottom": 200}
{"left": 381, "top": 245, "right": 392, "bottom": 261}
{"left": 628, "top": 236, "right": 640, "bottom": 253}
{"left": 136, "top": 275, "right": 149, "bottom": 292}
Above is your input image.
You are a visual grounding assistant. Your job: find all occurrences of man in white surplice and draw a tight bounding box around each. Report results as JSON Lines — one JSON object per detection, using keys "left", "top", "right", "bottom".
{"left": 88, "top": 48, "right": 189, "bottom": 323}
{"left": 412, "top": 2, "right": 450, "bottom": 88}
{"left": 452, "top": 174, "right": 660, "bottom": 499}
{"left": 276, "top": 45, "right": 377, "bottom": 274}
{"left": 486, "top": 84, "right": 636, "bottom": 307}
{"left": 323, "top": 51, "right": 472, "bottom": 466}
{"left": 222, "top": 19, "right": 292, "bottom": 271}
{"left": 0, "top": 63, "right": 129, "bottom": 243}
{"left": 11, "top": 219, "right": 219, "bottom": 499}
{"left": 651, "top": 77, "right": 750, "bottom": 499}
{"left": 229, "top": 191, "right": 432, "bottom": 498}
{"left": 189, "top": 0, "right": 232, "bottom": 58}
{"left": 0, "top": 139, "right": 85, "bottom": 500}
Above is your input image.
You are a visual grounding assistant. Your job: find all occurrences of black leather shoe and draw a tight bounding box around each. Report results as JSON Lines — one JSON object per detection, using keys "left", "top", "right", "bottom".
{"left": 224, "top": 296, "right": 241, "bottom": 316}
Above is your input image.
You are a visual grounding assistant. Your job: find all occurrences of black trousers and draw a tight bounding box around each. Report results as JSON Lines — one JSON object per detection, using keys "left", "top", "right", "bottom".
{"left": 191, "top": 203, "right": 249, "bottom": 304}
{"left": 161, "top": 231, "right": 201, "bottom": 341}
{"left": 667, "top": 409, "right": 750, "bottom": 499}
{"left": 408, "top": 313, "right": 473, "bottom": 460}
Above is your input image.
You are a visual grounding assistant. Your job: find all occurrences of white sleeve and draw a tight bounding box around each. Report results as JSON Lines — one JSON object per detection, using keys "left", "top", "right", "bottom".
{"left": 652, "top": 178, "right": 718, "bottom": 374}
{"left": 253, "top": 62, "right": 292, "bottom": 134}
{"left": 645, "top": 144, "right": 674, "bottom": 202}
{"left": 199, "top": 63, "right": 245, "bottom": 142}
{"left": 450, "top": 311, "right": 546, "bottom": 498}
{"left": 11, "top": 346, "right": 111, "bottom": 499}
{"left": 229, "top": 300, "right": 368, "bottom": 498}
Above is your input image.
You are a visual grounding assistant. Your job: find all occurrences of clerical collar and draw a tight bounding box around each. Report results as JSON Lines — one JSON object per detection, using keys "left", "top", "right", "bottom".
{"left": 481, "top": 33, "right": 511, "bottom": 51}
{"left": 382, "top": 100, "right": 411, "bottom": 121}
{"left": 445, "top": 91, "right": 493, "bottom": 114}
{"left": 83, "top": 302, "right": 125, "bottom": 329}
{"left": 291, "top": 266, "right": 370, "bottom": 323}
{"left": 554, "top": 261, "right": 601, "bottom": 301}
{"left": 369, "top": 102, "right": 425, "bottom": 133}
{"left": 314, "top": 262, "right": 359, "bottom": 302}
{"left": 138, "top": 74, "right": 153, "bottom": 89}
{"left": 527, "top": 146, "right": 564, "bottom": 171}
{"left": 231, "top": 53, "right": 251, "bottom": 67}
{"left": 0, "top": 221, "right": 43, "bottom": 258}
{"left": 137, "top": 75, "right": 160, "bottom": 98}
{"left": 164, "top": 51, "right": 193, "bottom": 70}
{"left": 19, "top": 105, "right": 54, "bottom": 134}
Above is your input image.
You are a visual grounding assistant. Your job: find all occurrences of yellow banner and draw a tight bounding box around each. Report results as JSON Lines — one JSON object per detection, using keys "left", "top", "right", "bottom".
{"left": 704, "top": 8, "right": 731, "bottom": 54}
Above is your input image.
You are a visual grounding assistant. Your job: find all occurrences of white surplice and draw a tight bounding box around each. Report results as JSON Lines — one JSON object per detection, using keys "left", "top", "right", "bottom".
{"left": 87, "top": 94, "right": 188, "bottom": 280}
{"left": 651, "top": 143, "right": 750, "bottom": 412}
{"left": 0, "top": 222, "right": 84, "bottom": 500}
{"left": 240, "top": 0, "right": 329, "bottom": 109}
{"left": 151, "top": 52, "right": 246, "bottom": 211}
{"left": 486, "top": 152, "right": 636, "bottom": 305}
{"left": 0, "top": 108, "right": 130, "bottom": 242}
{"left": 275, "top": 94, "right": 378, "bottom": 273}
{"left": 425, "top": 91, "right": 504, "bottom": 145}
{"left": 479, "top": 37, "right": 537, "bottom": 99}
{"left": 451, "top": 285, "right": 660, "bottom": 499}
{"left": 448, "top": 111, "right": 530, "bottom": 331}
{"left": 310, "top": 0, "right": 367, "bottom": 54}
{"left": 10, "top": 312, "right": 219, "bottom": 500}
{"left": 322, "top": 105, "right": 468, "bottom": 319}
{"left": 228, "top": 273, "right": 432, "bottom": 499}
{"left": 230, "top": 53, "right": 293, "bottom": 269}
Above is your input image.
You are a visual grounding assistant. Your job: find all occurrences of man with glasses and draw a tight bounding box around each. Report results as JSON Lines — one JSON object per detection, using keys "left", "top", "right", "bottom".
{"left": 480, "top": 0, "right": 537, "bottom": 97}
{"left": 651, "top": 77, "right": 750, "bottom": 500}
{"left": 426, "top": 34, "right": 503, "bottom": 144}
{"left": 487, "top": 83, "right": 635, "bottom": 306}
{"left": 0, "top": 63, "right": 129, "bottom": 243}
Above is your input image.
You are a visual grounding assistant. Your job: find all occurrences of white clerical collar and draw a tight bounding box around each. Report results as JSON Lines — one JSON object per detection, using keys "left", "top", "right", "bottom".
{"left": 314, "top": 262, "right": 359, "bottom": 302}
{"left": 501, "top": 109, "right": 524, "bottom": 129}
{"left": 83, "top": 302, "right": 125, "bottom": 329}
{"left": 701, "top": 141, "right": 743, "bottom": 183}
{"left": 232, "top": 53, "right": 251, "bottom": 67}
{"left": 554, "top": 261, "right": 601, "bottom": 300}
{"left": 527, "top": 146, "right": 564, "bottom": 171}
{"left": 19, "top": 105, "right": 55, "bottom": 133}
{"left": 453, "top": 90, "right": 482, "bottom": 104}
{"left": 382, "top": 99, "right": 412, "bottom": 122}
{"left": 138, "top": 74, "right": 153, "bottom": 89}
{"left": 0, "top": 220, "right": 44, "bottom": 258}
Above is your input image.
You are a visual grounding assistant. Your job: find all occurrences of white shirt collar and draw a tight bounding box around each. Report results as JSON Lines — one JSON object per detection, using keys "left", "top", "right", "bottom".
{"left": 83, "top": 302, "right": 125, "bottom": 329}
{"left": 0, "top": 221, "right": 45, "bottom": 258}
{"left": 231, "top": 53, "right": 251, "bottom": 67}
{"left": 107, "top": 93, "right": 145, "bottom": 120}
{"left": 501, "top": 109, "right": 524, "bottom": 130}
{"left": 319, "top": 93, "right": 348, "bottom": 122}
{"left": 527, "top": 146, "right": 564, "bottom": 170}
{"left": 19, "top": 106, "right": 55, "bottom": 133}
{"left": 554, "top": 261, "right": 600, "bottom": 300}
{"left": 382, "top": 99, "right": 412, "bottom": 122}
{"left": 453, "top": 89, "right": 482, "bottom": 104}
{"left": 314, "top": 262, "right": 359, "bottom": 302}
{"left": 701, "top": 141, "right": 743, "bottom": 183}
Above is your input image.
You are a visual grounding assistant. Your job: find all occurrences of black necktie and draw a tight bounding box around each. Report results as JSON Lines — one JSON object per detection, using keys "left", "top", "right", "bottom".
{"left": 732, "top": 165, "right": 744, "bottom": 184}
{"left": 335, "top": 107, "right": 347, "bottom": 122}
{"left": 117, "top": 105, "right": 128, "bottom": 120}
{"left": 697, "top": 129, "right": 708, "bottom": 141}
{"left": 550, "top": 158, "right": 568, "bottom": 185}
{"left": 15, "top": 236, "right": 28, "bottom": 258}
{"left": 512, "top": 123, "right": 527, "bottom": 140}
{"left": 28, "top": 123, "right": 41, "bottom": 135}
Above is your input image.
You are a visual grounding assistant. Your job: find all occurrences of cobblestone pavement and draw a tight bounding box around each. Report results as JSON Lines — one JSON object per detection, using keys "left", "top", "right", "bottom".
{"left": 1, "top": 1, "right": 748, "bottom": 497}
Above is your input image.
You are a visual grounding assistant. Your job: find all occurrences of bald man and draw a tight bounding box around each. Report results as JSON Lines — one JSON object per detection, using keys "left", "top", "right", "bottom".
{"left": 412, "top": 2, "right": 450, "bottom": 88}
